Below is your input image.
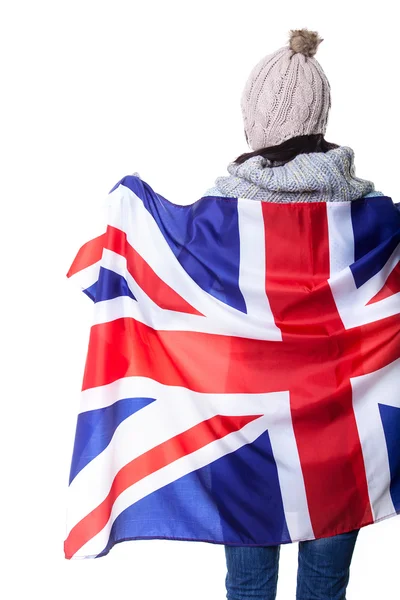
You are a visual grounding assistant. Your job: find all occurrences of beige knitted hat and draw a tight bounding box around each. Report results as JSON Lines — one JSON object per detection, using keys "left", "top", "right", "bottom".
{"left": 241, "top": 29, "right": 331, "bottom": 151}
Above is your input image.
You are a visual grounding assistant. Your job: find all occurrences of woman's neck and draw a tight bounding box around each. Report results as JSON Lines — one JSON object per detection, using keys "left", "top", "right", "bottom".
{"left": 205, "top": 146, "right": 377, "bottom": 203}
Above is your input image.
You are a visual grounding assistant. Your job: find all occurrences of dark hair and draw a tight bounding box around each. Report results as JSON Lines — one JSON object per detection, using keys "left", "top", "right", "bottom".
{"left": 234, "top": 133, "right": 339, "bottom": 165}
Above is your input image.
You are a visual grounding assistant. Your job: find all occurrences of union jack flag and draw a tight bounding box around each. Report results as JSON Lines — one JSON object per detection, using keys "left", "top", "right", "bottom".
{"left": 64, "top": 175, "right": 400, "bottom": 559}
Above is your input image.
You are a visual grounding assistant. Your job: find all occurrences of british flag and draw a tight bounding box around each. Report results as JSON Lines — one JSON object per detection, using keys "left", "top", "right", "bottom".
{"left": 64, "top": 175, "right": 400, "bottom": 559}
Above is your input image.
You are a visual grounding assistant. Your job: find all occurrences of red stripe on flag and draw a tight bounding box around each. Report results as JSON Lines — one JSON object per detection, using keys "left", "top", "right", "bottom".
{"left": 64, "top": 413, "right": 261, "bottom": 558}
{"left": 349, "top": 313, "right": 400, "bottom": 376}
{"left": 367, "top": 261, "right": 400, "bottom": 305}
{"left": 261, "top": 202, "right": 373, "bottom": 538}
{"left": 66, "top": 233, "right": 106, "bottom": 277}
{"left": 82, "top": 316, "right": 290, "bottom": 393}
{"left": 82, "top": 307, "right": 400, "bottom": 393}
{"left": 105, "top": 225, "right": 203, "bottom": 316}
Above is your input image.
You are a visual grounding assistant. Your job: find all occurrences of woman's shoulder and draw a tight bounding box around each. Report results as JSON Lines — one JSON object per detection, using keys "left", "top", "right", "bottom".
{"left": 202, "top": 186, "right": 227, "bottom": 198}
{"left": 201, "top": 189, "right": 388, "bottom": 201}
{"left": 363, "top": 191, "right": 385, "bottom": 198}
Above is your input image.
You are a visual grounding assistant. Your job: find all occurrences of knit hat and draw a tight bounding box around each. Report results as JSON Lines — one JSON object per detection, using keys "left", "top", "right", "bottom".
{"left": 241, "top": 29, "right": 331, "bottom": 151}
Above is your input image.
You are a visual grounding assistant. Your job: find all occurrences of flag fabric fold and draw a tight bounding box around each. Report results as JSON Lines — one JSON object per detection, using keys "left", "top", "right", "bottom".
{"left": 64, "top": 175, "right": 400, "bottom": 559}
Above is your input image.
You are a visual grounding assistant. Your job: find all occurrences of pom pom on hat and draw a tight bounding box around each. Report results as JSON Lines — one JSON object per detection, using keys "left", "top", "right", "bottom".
{"left": 289, "top": 28, "right": 323, "bottom": 57}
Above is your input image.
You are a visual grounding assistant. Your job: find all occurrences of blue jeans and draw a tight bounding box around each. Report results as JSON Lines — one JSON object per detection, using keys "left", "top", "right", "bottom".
{"left": 224, "top": 529, "right": 360, "bottom": 600}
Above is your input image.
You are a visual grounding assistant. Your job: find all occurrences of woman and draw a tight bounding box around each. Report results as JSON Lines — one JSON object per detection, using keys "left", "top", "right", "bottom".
{"left": 203, "top": 28, "right": 383, "bottom": 600}
{"left": 65, "top": 27, "right": 400, "bottom": 600}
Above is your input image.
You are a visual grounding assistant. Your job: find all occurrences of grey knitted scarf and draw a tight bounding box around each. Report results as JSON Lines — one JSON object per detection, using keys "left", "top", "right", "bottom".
{"left": 205, "top": 146, "right": 377, "bottom": 202}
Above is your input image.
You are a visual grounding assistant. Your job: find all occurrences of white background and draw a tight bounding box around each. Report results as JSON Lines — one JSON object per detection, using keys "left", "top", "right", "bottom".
{"left": 2, "top": 1, "right": 399, "bottom": 599}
